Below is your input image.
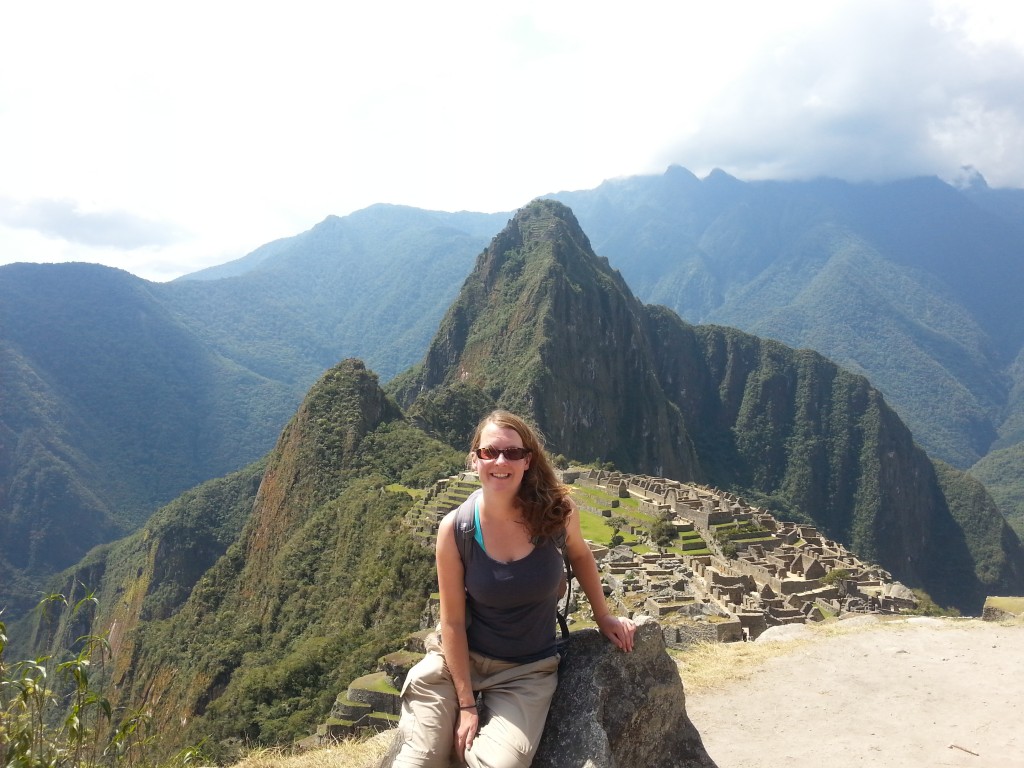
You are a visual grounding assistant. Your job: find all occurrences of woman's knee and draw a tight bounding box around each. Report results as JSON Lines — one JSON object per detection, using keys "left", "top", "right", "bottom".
{"left": 464, "top": 725, "right": 537, "bottom": 768}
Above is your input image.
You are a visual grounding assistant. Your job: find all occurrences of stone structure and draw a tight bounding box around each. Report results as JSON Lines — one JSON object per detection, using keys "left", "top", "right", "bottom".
{"left": 569, "top": 468, "right": 917, "bottom": 643}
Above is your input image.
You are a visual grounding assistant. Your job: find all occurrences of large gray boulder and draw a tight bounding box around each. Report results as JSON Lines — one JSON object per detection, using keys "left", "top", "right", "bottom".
{"left": 533, "top": 617, "right": 717, "bottom": 768}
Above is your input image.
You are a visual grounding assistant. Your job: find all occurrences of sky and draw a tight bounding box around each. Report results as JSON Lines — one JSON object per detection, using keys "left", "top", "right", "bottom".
{"left": 2, "top": 0, "right": 1023, "bottom": 282}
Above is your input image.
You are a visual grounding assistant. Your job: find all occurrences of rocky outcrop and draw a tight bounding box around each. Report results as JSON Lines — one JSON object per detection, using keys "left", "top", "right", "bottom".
{"left": 534, "top": 617, "right": 716, "bottom": 768}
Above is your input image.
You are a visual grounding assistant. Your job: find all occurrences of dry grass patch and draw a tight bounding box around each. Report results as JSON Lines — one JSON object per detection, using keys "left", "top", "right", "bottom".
{"left": 987, "top": 595, "right": 1024, "bottom": 616}
{"left": 229, "top": 731, "right": 393, "bottom": 768}
{"left": 672, "top": 637, "right": 804, "bottom": 693}
{"left": 671, "top": 616, "right": 935, "bottom": 693}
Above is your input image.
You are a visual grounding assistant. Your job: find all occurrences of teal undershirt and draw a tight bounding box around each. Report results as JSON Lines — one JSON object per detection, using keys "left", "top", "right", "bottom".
{"left": 474, "top": 497, "right": 485, "bottom": 552}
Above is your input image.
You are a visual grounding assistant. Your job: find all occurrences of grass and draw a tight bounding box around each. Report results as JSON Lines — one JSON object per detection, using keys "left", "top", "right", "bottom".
{"left": 987, "top": 596, "right": 1024, "bottom": 615}
{"left": 229, "top": 732, "right": 394, "bottom": 768}
{"left": 386, "top": 483, "right": 425, "bottom": 499}
{"left": 353, "top": 674, "right": 398, "bottom": 694}
{"left": 576, "top": 507, "right": 616, "bottom": 543}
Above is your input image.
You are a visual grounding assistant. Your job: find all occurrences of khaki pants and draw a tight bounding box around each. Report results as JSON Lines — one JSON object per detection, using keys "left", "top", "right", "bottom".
{"left": 391, "top": 634, "right": 559, "bottom": 768}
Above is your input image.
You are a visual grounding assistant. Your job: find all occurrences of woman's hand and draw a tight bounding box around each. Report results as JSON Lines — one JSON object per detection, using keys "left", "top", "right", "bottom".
{"left": 596, "top": 614, "right": 637, "bottom": 652}
{"left": 455, "top": 706, "right": 479, "bottom": 761}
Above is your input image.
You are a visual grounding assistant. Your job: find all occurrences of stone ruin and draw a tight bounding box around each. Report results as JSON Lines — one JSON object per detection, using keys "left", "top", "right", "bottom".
{"left": 569, "top": 468, "right": 919, "bottom": 645}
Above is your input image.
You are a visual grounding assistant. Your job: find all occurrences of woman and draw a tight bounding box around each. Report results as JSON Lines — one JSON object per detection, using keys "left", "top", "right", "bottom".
{"left": 391, "top": 410, "right": 636, "bottom": 768}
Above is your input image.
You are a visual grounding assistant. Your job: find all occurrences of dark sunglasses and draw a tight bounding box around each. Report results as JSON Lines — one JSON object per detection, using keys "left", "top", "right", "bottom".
{"left": 474, "top": 446, "right": 532, "bottom": 461}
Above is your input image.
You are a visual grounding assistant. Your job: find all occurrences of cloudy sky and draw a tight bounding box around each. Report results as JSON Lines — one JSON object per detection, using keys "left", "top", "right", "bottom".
{"left": 2, "top": 0, "right": 1023, "bottom": 281}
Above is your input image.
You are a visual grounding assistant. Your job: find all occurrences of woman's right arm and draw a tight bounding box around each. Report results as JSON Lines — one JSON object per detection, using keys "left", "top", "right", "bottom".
{"left": 435, "top": 512, "right": 478, "bottom": 758}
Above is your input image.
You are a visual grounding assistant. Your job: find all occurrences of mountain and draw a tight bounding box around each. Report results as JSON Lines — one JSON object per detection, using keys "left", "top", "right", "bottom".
{"left": 0, "top": 263, "right": 297, "bottom": 616}
{"left": 160, "top": 204, "right": 508, "bottom": 384}
{"left": 549, "top": 167, "right": 1024, "bottom": 474}
{"left": 169, "top": 170, "right": 1024, "bottom": 530}
{"left": 0, "top": 207, "right": 502, "bottom": 618}
{"left": 15, "top": 203, "right": 1023, "bottom": 759}
{"left": 17, "top": 359, "right": 464, "bottom": 755}
{"left": 390, "top": 201, "right": 700, "bottom": 478}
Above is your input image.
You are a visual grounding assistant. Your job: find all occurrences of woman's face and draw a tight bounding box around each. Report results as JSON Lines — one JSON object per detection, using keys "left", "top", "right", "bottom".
{"left": 473, "top": 422, "right": 532, "bottom": 495}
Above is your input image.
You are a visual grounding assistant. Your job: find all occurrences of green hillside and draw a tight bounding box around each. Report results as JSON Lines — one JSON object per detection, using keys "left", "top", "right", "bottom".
{"left": 0, "top": 263, "right": 297, "bottom": 616}
{"left": 971, "top": 443, "right": 1024, "bottom": 537}
{"left": 553, "top": 169, "right": 1024, "bottom": 472}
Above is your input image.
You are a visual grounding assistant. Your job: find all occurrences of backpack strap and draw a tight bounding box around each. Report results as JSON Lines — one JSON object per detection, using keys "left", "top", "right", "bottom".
{"left": 452, "top": 490, "right": 480, "bottom": 567}
{"left": 552, "top": 526, "right": 573, "bottom": 641}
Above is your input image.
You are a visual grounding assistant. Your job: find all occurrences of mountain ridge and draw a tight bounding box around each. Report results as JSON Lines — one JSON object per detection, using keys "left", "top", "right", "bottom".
{"left": 4, "top": 168, "right": 1024, "bottom": 620}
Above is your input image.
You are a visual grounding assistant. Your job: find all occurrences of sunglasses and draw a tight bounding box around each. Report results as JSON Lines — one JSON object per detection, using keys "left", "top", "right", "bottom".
{"left": 474, "top": 446, "right": 532, "bottom": 461}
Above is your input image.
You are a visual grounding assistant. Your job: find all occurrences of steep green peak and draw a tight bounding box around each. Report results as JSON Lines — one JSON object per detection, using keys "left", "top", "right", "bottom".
{"left": 476, "top": 198, "right": 626, "bottom": 297}
{"left": 282, "top": 358, "right": 405, "bottom": 488}
{"left": 302, "top": 358, "right": 403, "bottom": 448}
{"left": 411, "top": 199, "right": 637, "bottom": 398}
{"left": 504, "top": 197, "right": 589, "bottom": 244}
{"left": 397, "top": 199, "right": 697, "bottom": 476}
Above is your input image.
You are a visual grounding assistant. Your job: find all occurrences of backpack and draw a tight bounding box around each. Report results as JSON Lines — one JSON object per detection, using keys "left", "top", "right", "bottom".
{"left": 452, "top": 491, "right": 574, "bottom": 640}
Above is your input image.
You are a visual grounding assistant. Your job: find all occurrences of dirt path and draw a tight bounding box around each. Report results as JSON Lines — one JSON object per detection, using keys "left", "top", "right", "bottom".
{"left": 683, "top": 617, "right": 1024, "bottom": 768}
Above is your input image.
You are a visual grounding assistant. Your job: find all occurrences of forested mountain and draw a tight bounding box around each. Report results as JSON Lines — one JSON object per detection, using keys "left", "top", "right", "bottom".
{"left": 0, "top": 264, "right": 296, "bottom": 616}
{"left": 553, "top": 167, "right": 1024, "bottom": 468}
{"left": 549, "top": 168, "right": 1024, "bottom": 533}
{"left": 17, "top": 360, "right": 462, "bottom": 756}
{"left": 16, "top": 201, "right": 1022, "bottom": 760}
{"left": 163, "top": 205, "right": 508, "bottom": 383}
{"left": 4, "top": 169, "right": 1023, "bottom": 621}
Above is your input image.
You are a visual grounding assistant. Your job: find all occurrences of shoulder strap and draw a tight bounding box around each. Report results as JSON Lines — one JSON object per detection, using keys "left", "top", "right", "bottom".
{"left": 452, "top": 489, "right": 480, "bottom": 566}
{"left": 554, "top": 512, "right": 573, "bottom": 642}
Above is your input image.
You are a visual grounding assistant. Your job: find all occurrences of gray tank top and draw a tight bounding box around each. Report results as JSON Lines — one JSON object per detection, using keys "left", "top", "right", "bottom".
{"left": 453, "top": 490, "right": 564, "bottom": 663}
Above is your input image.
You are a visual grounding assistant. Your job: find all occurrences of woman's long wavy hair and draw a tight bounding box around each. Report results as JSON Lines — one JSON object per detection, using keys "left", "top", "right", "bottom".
{"left": 469, "top": 410, "right": 571, "bottom": 542}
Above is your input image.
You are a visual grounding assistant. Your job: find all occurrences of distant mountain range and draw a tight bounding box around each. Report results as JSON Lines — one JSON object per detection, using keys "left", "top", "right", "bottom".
{"left": 10, "top": 201, "right": 1022, "bottom": 759}
{"left": 2, "top": 168, "right": 1022, "bottom": 618}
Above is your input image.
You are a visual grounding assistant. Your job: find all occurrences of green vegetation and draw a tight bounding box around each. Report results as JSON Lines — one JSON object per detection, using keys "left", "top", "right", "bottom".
{"left": 934, "top": 460, "right": 1021, "bottom": 597}
{"left": 6, "top": 361, "right": 464, "bottom": 761}
{"left": 821, "top": 568, "right": 851, "bottom": 587}
{"left": 908, "top": 589, "right": 961, "bottom": 617}
{"left": 970, "top": 443, "right": 1024, "bottom": 537}
{"left": 1, "top": 592, "right": 209, "bottom": 768}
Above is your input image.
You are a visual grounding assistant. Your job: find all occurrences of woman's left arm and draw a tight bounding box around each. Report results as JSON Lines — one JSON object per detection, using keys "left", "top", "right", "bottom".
{"left": 563, "top": 499, "right": 636, "bottom": 652}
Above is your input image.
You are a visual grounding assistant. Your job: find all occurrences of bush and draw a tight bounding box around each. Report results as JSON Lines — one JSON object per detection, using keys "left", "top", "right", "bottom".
{"left": 0, "top": 593, "right": 209, "bottom": 768}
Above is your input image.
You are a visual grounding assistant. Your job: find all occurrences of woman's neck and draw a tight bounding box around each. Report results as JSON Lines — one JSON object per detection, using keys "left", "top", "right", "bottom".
{"left": 480, "top": 492, "right": 522, "bottom": 523}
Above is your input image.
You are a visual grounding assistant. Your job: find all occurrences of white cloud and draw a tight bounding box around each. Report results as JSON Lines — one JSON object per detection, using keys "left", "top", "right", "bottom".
{"left": 0, "top": 0, "right": 1022, "bottom": 281}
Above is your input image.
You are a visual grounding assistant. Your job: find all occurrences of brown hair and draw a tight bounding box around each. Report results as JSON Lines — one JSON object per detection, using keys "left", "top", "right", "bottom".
{"left": 469, "top": 410, "right": 571, "bottom": 541}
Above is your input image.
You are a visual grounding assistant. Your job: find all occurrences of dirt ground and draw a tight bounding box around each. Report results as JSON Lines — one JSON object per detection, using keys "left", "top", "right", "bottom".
{"left": 682, "top": 616, "right": 1024, "bottom": 768}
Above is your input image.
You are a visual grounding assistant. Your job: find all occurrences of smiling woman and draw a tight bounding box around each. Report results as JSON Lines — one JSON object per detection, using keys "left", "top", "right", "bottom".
{"left": 385, "top": 410, "right": 635, "bottom": 768}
